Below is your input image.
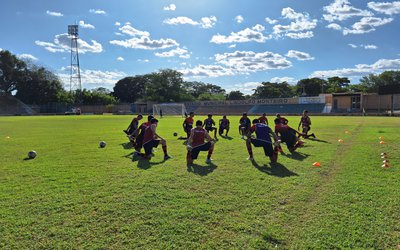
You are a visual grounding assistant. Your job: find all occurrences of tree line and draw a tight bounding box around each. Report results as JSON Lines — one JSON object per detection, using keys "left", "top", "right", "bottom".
{"left": 1, "top": 50, "right": 399, "bottom": 105}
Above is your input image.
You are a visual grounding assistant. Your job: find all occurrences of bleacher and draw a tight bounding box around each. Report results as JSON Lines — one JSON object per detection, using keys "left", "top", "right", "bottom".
{"left": 193, "top": 105, "right": 254, "bottom": 115}
{"left": 0, "top": 95, "right": 35, "bottom": 115}
{"left": 249, "top": 103, "right": 326, "bottom": 115}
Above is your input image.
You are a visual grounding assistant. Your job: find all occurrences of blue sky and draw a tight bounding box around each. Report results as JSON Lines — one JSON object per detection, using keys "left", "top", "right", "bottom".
{"left": 1, "top": 0, "right": 400, "bottom": 93}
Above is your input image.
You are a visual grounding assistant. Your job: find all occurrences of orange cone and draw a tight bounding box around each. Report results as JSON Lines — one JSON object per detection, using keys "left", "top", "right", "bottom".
{"left": 382, "top": 163, "right": 390, "bottom": 168}
{"left": 379, "top": 140, "right": 385, "bottom": 144}
{"left": 313, "top": 162, "right": 321, "bottom": 167}
{"left": 338, "top": 139, "right": 344, "bottom": 143}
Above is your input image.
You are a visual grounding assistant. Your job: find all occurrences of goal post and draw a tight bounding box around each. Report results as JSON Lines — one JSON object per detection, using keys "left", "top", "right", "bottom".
{"left": 153, "top": 103, "right": 187, "bottom": 117}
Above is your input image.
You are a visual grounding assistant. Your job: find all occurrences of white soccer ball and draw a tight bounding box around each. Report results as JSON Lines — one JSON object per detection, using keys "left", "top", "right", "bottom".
{"left": 28, "top": 150, "right": 37, "bottom": 159}
{"left": 99, "top": 141, "right": 106, "bottom": 148}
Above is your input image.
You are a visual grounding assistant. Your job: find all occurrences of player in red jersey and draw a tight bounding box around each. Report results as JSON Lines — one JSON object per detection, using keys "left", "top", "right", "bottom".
{"left": 132, "top": 115, "right": 153, "bottom": 155}
{"left": 182, "top": 112, "right": 194, "bottom": 139}
{"left": 246, "top": 119, "right": 280, "bottom": 162}
{"left": 219, "top": 115, "right": 230, "bottom": 136}
{"left": 275, "top": 113, "right": 288, "bottom": 125}
{"left": 298, "top": 110, "right": 316, "bottom": 139}
{"left": 141, "top": 118, "right": 170, "bottom": 160}
{"left": 258, "top": 113, "right": 268, "bottom": 125}
{"left": 187, "top": 120, "right": 215, "bottom": 164}
{"left": 203, "top": 114, "right": 218, "bottom": 139}
{"left": 274, "top": 117, "right": 303, "bottom": 153}
{"left": 239, "top": 112, "right": 251, "bottom": 139}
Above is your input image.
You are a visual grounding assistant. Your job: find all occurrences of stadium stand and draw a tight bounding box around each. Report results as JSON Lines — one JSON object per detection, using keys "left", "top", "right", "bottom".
{"left": 0, "top": 95, "right": 35, "bottom": 115}
{"left": 193, "top": 105, "right": 254, "bottom": 115}
{"left": 249, "top": 103, "right": 326, "bottom": 114}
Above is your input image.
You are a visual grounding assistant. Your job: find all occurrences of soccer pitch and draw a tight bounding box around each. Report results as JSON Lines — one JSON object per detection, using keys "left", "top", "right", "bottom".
{"left": 1, "top": 115, "right": 399, "bottom": 248}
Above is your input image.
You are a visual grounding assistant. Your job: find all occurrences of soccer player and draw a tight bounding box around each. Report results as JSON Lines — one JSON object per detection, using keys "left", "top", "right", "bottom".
{"left": 203, "top": 114, "right": 218, "bottom": 139}
{"left": 141, "top": 118, "right": 170, "bottom": 160}
{"left": 258, "top": 113, "right": 268, "bottom": 125}
{"left": 246, "top": 119, "right": 280, "bottom": 162}
{"left": 274, "top": 117, "right": 303, "bottom": 153}
{"left": 219, "top": 115, "right": 230, "bottom": 136}
{"left": 186, "top": 120, "right": 215, "bottom": 164}
{"left": 124, "top": 114, "right": 143, "bottom": 139}
{"left": 275, "top": 113, "right": 289, "bottom": 125}
{"left": 239, "top": 112, "right": 251, "bottom": 139}
{"left": 183, "top": 112, "right": 194, "bottom": 138}
{"left": 298, "top": 110, "right": 316, "bottom": 139}
{"left": 132, "top": 115, "right": 153, "bottom": 155}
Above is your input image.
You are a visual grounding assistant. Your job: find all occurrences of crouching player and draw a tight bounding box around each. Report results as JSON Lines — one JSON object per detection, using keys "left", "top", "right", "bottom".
{"left": 186, "top": 120, "right": 215, "bottom": 164}
{"left": 203, "top": 114, "right": 218, "bottom": 139}
{"left": 124, "top": 114, "right": 143, "bottom": 144}
{"left": 246, "top": 119, "right": 280, "bottom": 162}
{"left": 239, "top": 112, "right": 251, "bottom": 139}
{"left": 274, "top": 118, "right": 304, "bottom": 153}
{"left": 219, "top": 115, "right": 230, "bottom": 136}
{"left": 297, "top": 110, "right": 316, "bottom": 139}
{"left": 183, "top": 112, "right": 194, "bottom": 139}
{"left": 141, "top": 118, "right": 171, "bottom": 161}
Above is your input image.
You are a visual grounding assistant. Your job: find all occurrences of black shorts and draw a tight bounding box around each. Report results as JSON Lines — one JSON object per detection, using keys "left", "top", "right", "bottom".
{"left": 143, "top": 139, "right": 161, "bottom": 155}
{"left": 250, "top": 138, "right": 273, "bottom": 157}
{"left": 184, "top": 125, "right": 192, "bottom": 134}
{"left": 302, "top": 125, "right": 310, "bottom": 133}
{"left": 205, "top": 126, "right": 216, "bottom": 132}
{"left": 219, "top": 125, "right": 229, "bottom": 131}
{"left": 280, "top": 130, "right": 297, "bottom": 149}
{"left": 239, "top": 125, "right": 250, "bottom": 132}
{"left": 191, "top": 142, "right": 211, "bottom": 159}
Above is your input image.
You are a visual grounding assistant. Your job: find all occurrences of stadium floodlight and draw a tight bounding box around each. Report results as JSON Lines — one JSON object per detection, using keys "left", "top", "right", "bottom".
{"left": 153, "top": 103, "right": 187, "bottom": 117}
{"left": 68, "top": 24, "right": 82, "bottom": 103}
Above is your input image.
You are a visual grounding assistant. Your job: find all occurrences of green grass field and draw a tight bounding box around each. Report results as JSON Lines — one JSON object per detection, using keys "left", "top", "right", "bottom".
{"left": 1, "top": 115, "right": 399, "bottom": 248}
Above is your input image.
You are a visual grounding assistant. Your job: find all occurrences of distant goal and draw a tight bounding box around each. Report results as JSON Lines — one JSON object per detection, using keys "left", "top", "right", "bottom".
{"left": 153, "top": 103, "right": 187, "bottom": 117}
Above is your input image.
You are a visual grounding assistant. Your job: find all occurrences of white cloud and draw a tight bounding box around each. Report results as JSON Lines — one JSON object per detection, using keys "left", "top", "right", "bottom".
{"left": 17, "top": 54, "right": 38, "bottom": 61}
{"left": 89, "top": 9, "right": 106, "bottom": 15}
{"left": 137, "top": 59, "right": 150, "bottom": 63}
{"left": 265, "top": 17, "right": 278, "bottom": 24}
{"left": 35, "top": 34, "right": 102, "bottom": 54}
{"left": 180, "top": 64, "right": 235, "bottom": 78}
{"left": 273, "top": 7, "right": 317, "bottom": 39}
{"left": 118, "top": 24, "right": 150, "bottom": 37}
{"left": 163, "top": 4, "right": 176, "bottom": 11}
{"left": 163, "top": 16, "right": 217, "bottom": 29}
{"left": 326, "top": 23, "right": 342, "bottom": 30}
{"left": 117, "top": 56, "right": 124, "bottom": 61}
{"left": 364, "top": 44, "right": 378, "bottom": 49}
{"left": 235, "top": 15, "right": 244, "bottom": 23}
{"left": 310, "top": 58, "right": 400, "bottom": 78}
{"left": 154, "top": 47, "right": 190, "bottom": 59}
{"left": 226, "top": 82, "right": 262, "bottom": 94}
{"left": 270, "top": 77, "right": 296, "bottom": 84}
{"left": 348, "top": 43, "right": 358, "bottom": 48}
{"left": 115, "top": 22, "right": 121, "bottom": 26}
{"left": 46, "top": 10, "right": 63, "bottom": 17}
{"left": 323, "top": 0, "right": 373, "bottom": 22}
{"left": 343, "top": 16, "right": 393, "bottom": 35}
{"left": 286, "top": 50, "right": 314, "bottom": 61}
{"left": 58, "top": 69, "right": 126, "bottom": 88}
{"left": 210, "top": 24, "right": 271, "bottom": 44}
{"left": 79, "top": 20, "right": 95, "bottom": 29}
{"left": 368, "top": 1, "right": 400, "bottom": 15}
{"left": 110, "top": 37, "right": 178, "bottom": 50}
{"left": 229, "top": 44, "right": 236, "bottom": 48}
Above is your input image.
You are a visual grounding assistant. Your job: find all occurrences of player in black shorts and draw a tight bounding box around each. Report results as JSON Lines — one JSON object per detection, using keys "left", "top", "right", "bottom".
{"left": 219, "top": 115, "right": 230, "bottom": 136}
{"left": 203, "top": 114, "right": 218, "bottom": 139}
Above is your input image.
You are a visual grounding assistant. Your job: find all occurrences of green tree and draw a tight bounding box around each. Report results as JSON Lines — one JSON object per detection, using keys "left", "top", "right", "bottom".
{"left": 253, "top": 82, "right": 294, "bottom": 98}
{"left": 183, "top": 81, "right": 225, "bottom": 99}
{"left": 296, "top": 78, "right": 327, "bottom": 96}
{"left": 113, "top": 75, "right": 147, "bottom": 103}
{"left": 325, "top": 77, "right": 350, "bottom": 93}
{"left": 145, "top": 69, "right": 184, "bottom": 102}
{"left": 80, "top": 88, "right": 117, "bottom": 105}
{"left": 226, "top": 90, "right": 245, "bottom": 100}
{"left": 0, "top": 50, "right": 28, "bottom": 93}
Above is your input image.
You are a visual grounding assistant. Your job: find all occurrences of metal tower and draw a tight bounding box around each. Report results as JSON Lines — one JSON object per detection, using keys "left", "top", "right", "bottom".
{"left": 68, "top": 25, "right": 82, "bottom": 97}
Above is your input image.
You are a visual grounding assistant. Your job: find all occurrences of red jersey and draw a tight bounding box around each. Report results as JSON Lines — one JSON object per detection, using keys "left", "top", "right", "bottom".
{"left": 143, "top": 124, "right": 155, "bottom": 144}
{"left": 191, "top": 127, "right": 206, "bottom": 148}
{"left": 258, "top": 116, "right": 268, "bottom": 124}
{"left": 184, "top": 117, "right": 194, "bottom": 127}
{"left": 275, "top": 123, "right": 289, "bottom": 133}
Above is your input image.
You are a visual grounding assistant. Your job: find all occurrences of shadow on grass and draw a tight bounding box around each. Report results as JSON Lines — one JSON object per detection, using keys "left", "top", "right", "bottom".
{"left": 136, "top": 157, "right": 167, "bottom": 170}
{"left": 187, "top": 162, "right": 217, "bottom": 176}
{"left": 251, "top": 160, "right": 298, "bottom": 177}
{"left": 23, "top": 157, "right": 33, "bottom": 161}
{"left": 307, "top": 138, "right": 330, "bottom": 144}
{"left": 120, "top": 142, "right": 133, "bottom": 149}
{"left": 286, "top": 151, "right": 310, "bottom": 161}
{"left": 220, "top": 135, "right": 233, "bottom": 140}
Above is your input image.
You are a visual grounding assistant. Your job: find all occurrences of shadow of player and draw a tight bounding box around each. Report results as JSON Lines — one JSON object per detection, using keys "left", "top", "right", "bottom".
{"left": 187, "top": 162, "right": 217, "bottom": 176}
{"left": 306, "top": 138, "right": 330, "bottom": 144}
{"left": 251, "top": 160, "right": 298, "bottom": 177}
{"left": 120, "top": 142, "right": 133, "bottom": 149}
{"left": 286, "top": 151, "right": 310, "bottom": 161}
{"left": 220, "top": 135, "right": 233, "bottom": 140}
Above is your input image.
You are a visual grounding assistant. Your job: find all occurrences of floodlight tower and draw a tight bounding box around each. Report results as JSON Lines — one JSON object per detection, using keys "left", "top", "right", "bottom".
{"left": 68, "top": 25, "right": 82, "bottom": 101}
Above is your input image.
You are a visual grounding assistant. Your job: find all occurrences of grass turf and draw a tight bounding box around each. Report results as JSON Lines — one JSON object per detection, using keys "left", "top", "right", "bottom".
{"left": 0, "top": 115, "right": 399, "bottom": 248}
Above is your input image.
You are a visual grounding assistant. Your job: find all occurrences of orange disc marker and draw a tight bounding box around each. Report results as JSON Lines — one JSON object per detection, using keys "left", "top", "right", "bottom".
{"left": 338, "top": 139, "right": 344, "bottom": 143}
{"left": 379, "top": 140, "right": 385, "bottom": 144}
{"left": 382, "top": 163, "right": 389, "bottom": 168}
{"left": 345, "top": 131, "right": 349, "bottom": 134}
{"left": 312, "top": 162, "right": 321, "bottom": 167}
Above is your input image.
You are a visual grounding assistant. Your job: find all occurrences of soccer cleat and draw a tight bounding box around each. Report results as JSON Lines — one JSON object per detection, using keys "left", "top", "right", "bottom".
{"left": 247, "top": 156, "right": 254, "bottom": 161}
{"left": 164, "top": 155, "right": 171, "bottom": 160}
{"left": 241, "top": 135, "right": 245, "bottom": 139}
{"left": 205, "top": 158, "right": 212, "bottom": 164}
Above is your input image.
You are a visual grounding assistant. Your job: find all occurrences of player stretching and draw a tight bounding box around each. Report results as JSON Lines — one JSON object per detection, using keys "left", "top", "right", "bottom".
{"left": 219, "top": 115, "right": 230, "bottom": 136}
{"left": 298, "top": 110, "right": 316, "bottom": 139}
{"left": 203, "top": 114, "right": 218, "bottom": 139}
{"left": 124, "top": 114, "right": 143, "bottom": 143}
{"left": 132, "top": 115, "right": 153, "bottom": 155}
{"left": 246, "top": 119, "right": 280, "bottom": 162}
{"left": 183, "top": 112, "right": 194, "bottom": 139}
{"left": 258, "top": 113, "right": 268, "bottom": 125}
{"left": 274, "top": 117, "right": 303, "bottom": 153}
{"left": 239, "top": 112, "right": 251, "bottom": 139}
{"left": 141, "top": 118, "right": 171, "bottom": 160}
{"left": 187, "top": 120, "right": 215, "bottom": 164}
